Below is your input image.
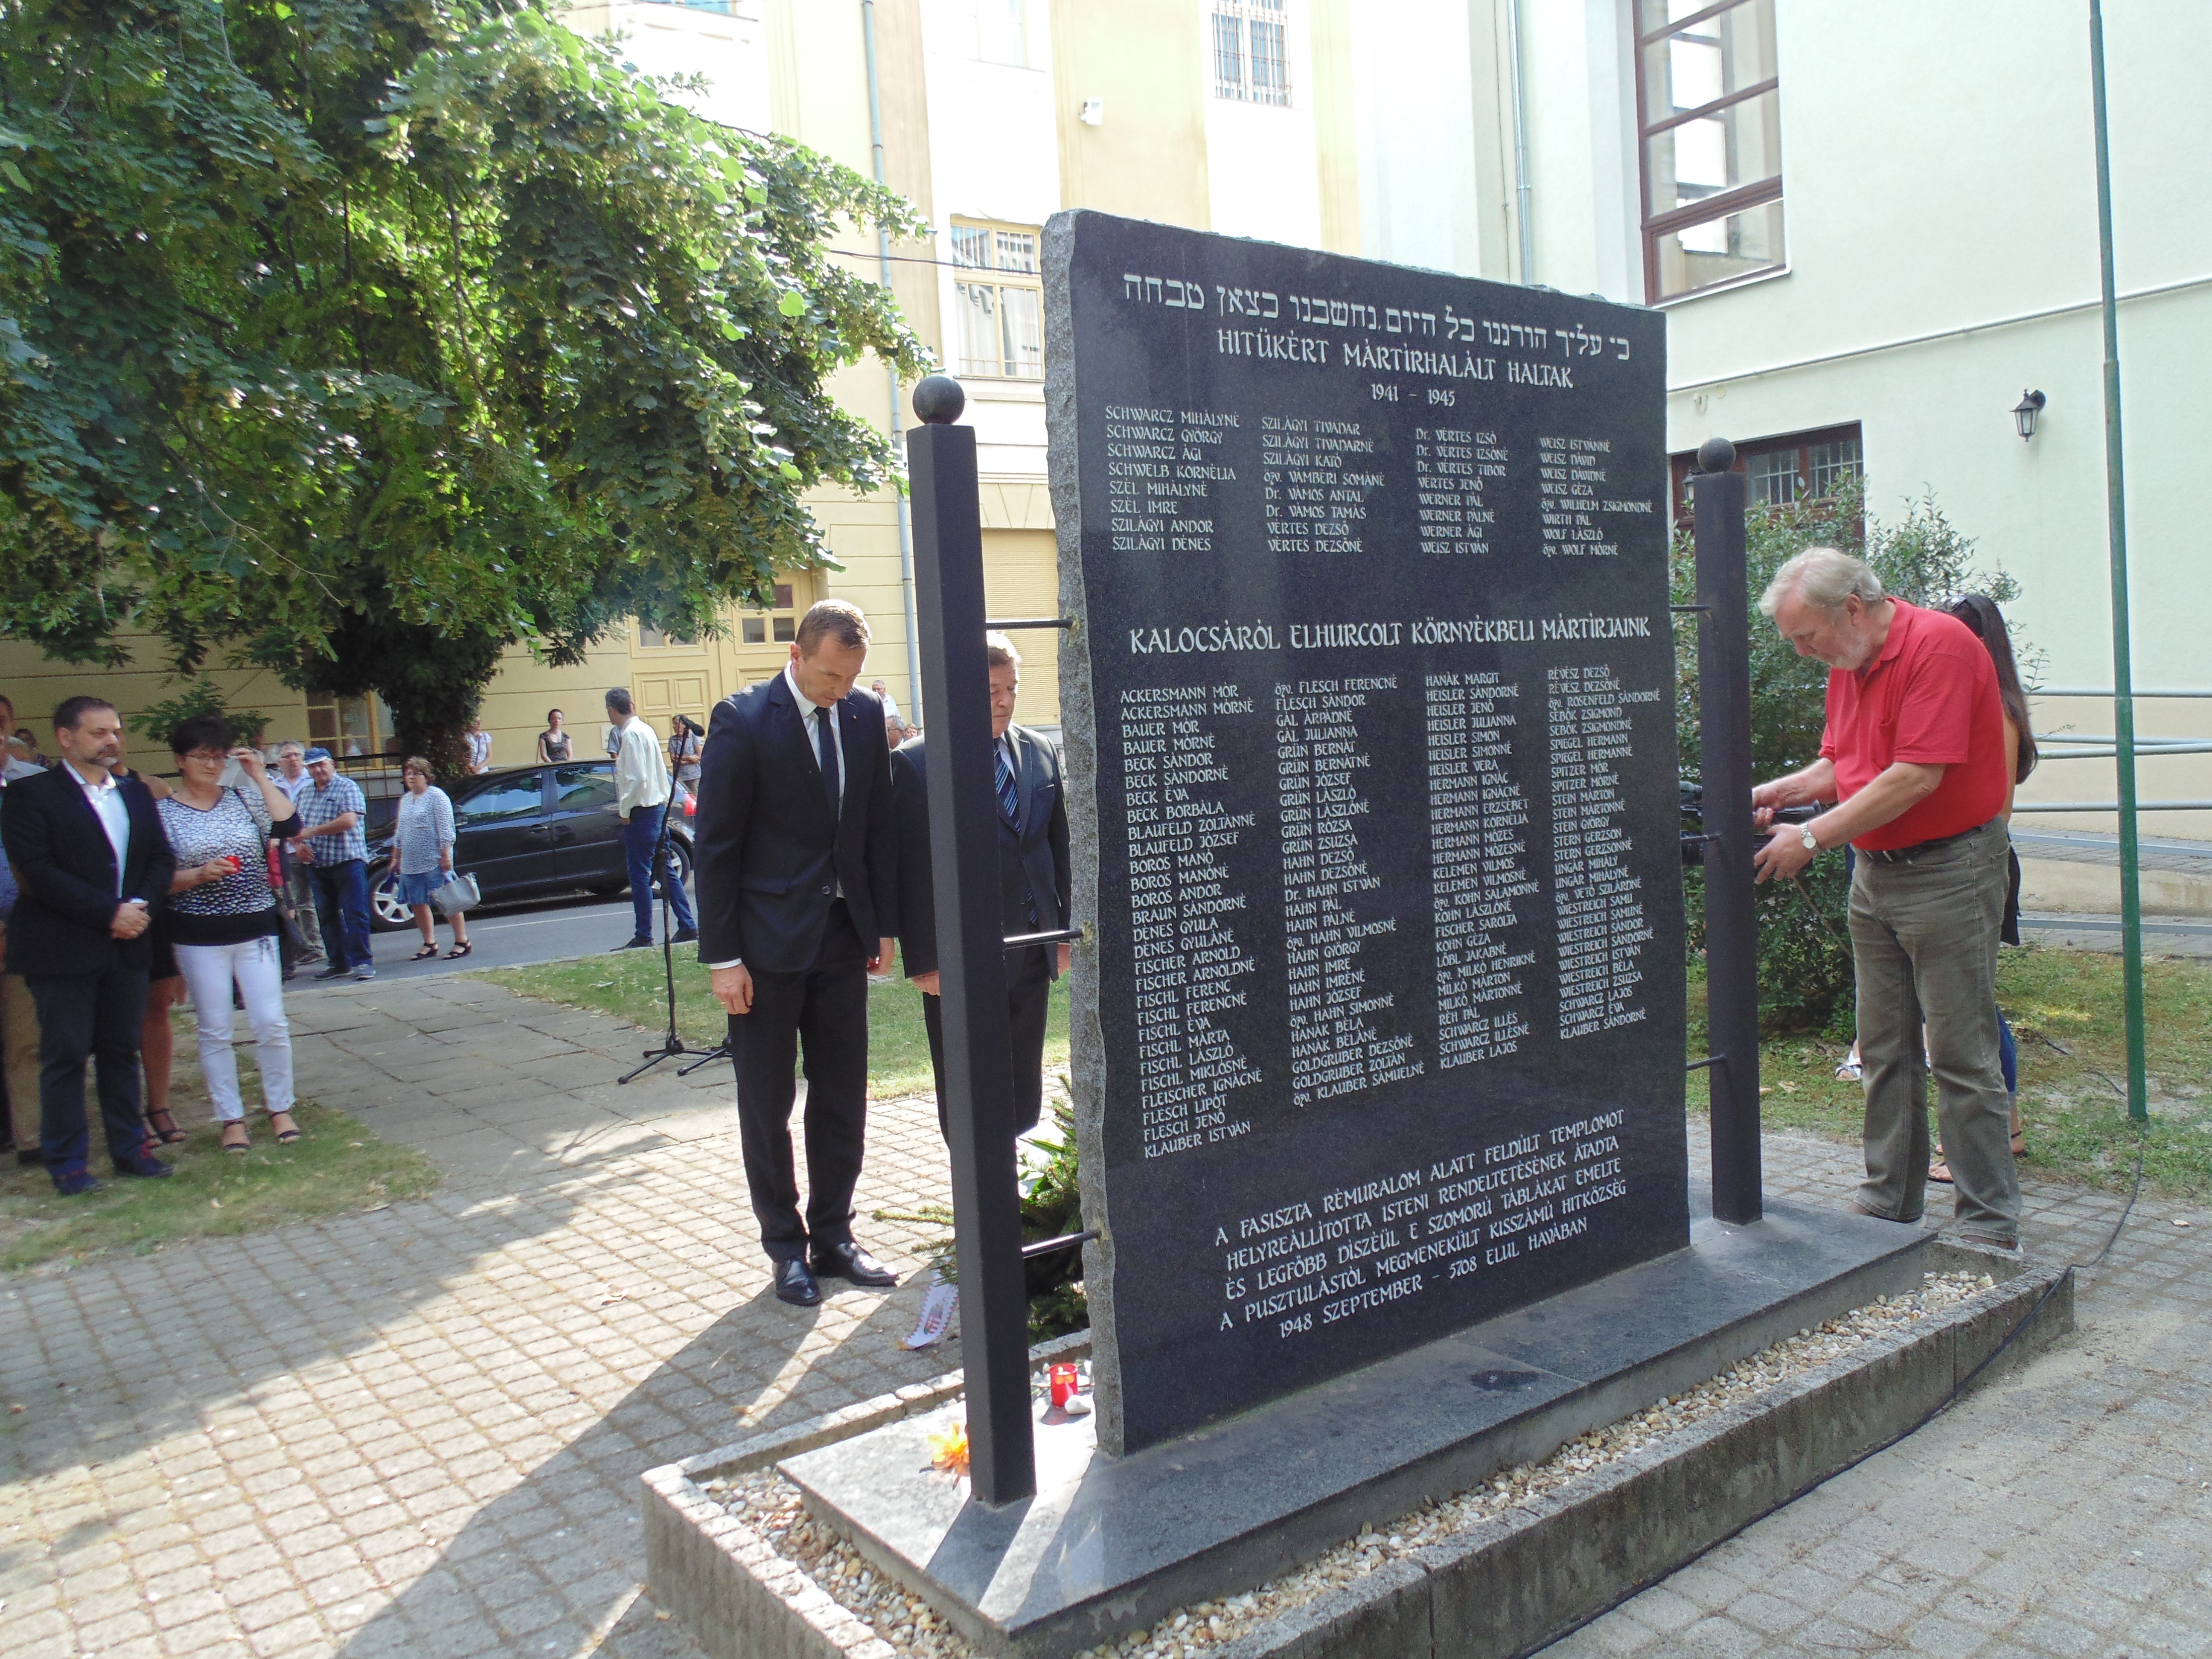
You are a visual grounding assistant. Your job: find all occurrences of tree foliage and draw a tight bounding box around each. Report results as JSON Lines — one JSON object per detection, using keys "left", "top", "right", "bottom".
{"left": 1674, "top": 479, "right": 2024, "bottom": 1033}
{"left": 0, "top": 0, "right": 930, "bottom": 764}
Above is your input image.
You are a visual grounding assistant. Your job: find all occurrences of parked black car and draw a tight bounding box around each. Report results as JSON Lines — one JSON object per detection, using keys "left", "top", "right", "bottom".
{"left": 364, "top": 761, "right": 694, "bottom": 931}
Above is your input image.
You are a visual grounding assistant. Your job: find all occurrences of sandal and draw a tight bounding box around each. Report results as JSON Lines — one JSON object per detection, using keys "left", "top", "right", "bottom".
{"left": 146, "top": 1108, "right": 188, "bottom": 1146}
{"left": 411, "top": 944, "right": 440, "bottom": 961}
{"left": 2010, "top": 1132, "right": 2028, "bottom": 1159}
{"left": 270, "top": 1112, "right": 302, "bottom": 1144}
{"left": 221, "top": 1122, "right": 250, "bottom": 1155}
{"left": 1928, "top": 1158, "right": 1954, "bottom": 1185}
{"left": 443, "top": 942, "right": 472, "bottom": 960}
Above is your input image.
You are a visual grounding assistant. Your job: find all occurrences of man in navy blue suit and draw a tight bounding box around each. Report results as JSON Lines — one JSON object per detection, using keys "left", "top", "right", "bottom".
{"left": 0, "top": 696, "right": 176, "bottom": 1194}
{"left": 891, "top": 631, "right": 1071, "bottom": 1139}
{"left": 693, "top": 602, "right": 901, "bottom": 1306}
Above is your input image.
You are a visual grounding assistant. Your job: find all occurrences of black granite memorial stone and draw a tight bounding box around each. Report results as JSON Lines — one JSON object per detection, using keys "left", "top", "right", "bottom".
{"left": 1045, "top": 211, "right": 1685, "bottom": 1455}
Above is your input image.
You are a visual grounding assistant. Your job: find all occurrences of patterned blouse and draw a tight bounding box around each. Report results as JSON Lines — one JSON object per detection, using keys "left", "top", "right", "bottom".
{"left": 157, "top": 788, "right": 303, "bottom": 946}
{"left": 393, "top": 786, "right": 457, "bottom": 876}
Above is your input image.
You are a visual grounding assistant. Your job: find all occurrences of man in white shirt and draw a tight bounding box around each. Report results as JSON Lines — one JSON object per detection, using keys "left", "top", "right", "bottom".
{"left": 273, "top": 742, "right": 312, "bottom": 802}
{"left": 870, "top": 678, "right": 903, "bottom": 728}
{"left": 607, "top": 687, "right": 698, "bottom": 950}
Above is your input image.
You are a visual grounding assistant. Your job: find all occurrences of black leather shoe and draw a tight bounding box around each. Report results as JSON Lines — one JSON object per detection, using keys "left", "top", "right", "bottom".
{"left": 313, "top": 966, "right": 350, "bottom": 981}
{"left": 612, "top": 936, "right": 654, "bottom": 952}
{"left": 670, "top": 926, "right": 699, "bottom": 944}
{"left": 774, "top": 1258, "right": 821, "bottom": 1307}
{"left": 113, "top": 1151, "right": 174, "bottom": 1180}
{"left": 810, "top": 1241, "right": 899, "bottom": 1289}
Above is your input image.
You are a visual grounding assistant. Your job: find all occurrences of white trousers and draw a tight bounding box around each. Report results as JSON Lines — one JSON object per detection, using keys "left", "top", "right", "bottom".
{"left": 173, "top": 937, "right": 294, "bottom": 1122}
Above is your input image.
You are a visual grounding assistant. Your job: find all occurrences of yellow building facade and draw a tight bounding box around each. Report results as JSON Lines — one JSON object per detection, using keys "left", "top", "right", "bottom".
{"left": 1, "top": 0, "right": 1542, "bottom": 759}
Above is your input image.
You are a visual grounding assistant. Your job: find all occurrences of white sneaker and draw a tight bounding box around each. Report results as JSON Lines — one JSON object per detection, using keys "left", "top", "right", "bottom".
{"left": 352, "top": 964, "right": 376, "bottom": 981}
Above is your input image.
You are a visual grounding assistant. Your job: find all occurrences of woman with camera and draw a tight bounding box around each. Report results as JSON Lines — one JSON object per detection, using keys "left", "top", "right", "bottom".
{"left": 157, "top": 715, "right": 305, "bottom": 1153}
{"left": 669, "top": 714, "right": 704, "bottom": 807}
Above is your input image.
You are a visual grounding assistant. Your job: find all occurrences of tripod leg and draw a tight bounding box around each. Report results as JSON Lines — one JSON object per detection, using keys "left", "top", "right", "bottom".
{"left": 618, "top": 796, "right": 701, "bottom": 1086}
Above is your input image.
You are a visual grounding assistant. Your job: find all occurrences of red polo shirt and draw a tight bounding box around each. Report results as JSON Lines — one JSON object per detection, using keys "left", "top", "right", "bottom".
{"left": 1819, "top": 600, "right": 2008, "bottom": 852}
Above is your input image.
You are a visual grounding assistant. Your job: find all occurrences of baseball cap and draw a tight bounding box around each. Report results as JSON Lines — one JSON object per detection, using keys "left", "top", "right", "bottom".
{"left": 303, "top": 746, "right": 334, "bottom": 763}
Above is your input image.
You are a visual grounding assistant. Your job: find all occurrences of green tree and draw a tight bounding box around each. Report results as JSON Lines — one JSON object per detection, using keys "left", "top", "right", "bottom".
{"left": 1674, "top": 478, "right": 2024, "bottom": 1032}
{"left": 0, "top": 0, "right": 929, "bottom": 768}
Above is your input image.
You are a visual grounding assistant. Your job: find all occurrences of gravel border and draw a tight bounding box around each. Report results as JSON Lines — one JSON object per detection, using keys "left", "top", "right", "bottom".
{"left": 693, "top": 1270, "right": 1997, "bottom": 1659}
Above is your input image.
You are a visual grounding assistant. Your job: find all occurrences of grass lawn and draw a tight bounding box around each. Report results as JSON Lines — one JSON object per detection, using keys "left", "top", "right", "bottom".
{"left": 1, "top": 1099, "right": 441, "bottom": 1275}
{"left": 482, "top": 954, "right": 1074, "bottom": 1100}
{"left": 1690, "top": 945, "right": 2212, "bottom": 1198}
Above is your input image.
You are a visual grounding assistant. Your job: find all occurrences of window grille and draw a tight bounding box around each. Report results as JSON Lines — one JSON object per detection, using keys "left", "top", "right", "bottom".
{"left": 1212, "top": 0, "right": 1290, "bottom": 107}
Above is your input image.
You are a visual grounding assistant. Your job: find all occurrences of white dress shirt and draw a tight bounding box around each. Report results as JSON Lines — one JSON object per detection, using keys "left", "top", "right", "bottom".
{"left": 786, "top": 663, "right": 847, "bottom": 810}
{"left": 71, "top": 763, "right": 131, "bottom": 895}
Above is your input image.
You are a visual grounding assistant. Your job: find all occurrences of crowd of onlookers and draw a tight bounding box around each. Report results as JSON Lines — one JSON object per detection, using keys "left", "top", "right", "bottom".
{"left": 0, "top": 695, "right": 476, "bottom": 1193}
{"left": 0, "top": 680, "right": 926, "bottom": 1195}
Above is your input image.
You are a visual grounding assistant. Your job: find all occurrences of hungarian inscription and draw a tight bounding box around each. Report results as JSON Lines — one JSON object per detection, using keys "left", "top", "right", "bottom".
{"left": 1048, "top": 212, "right": 1686, "bottom": 1453}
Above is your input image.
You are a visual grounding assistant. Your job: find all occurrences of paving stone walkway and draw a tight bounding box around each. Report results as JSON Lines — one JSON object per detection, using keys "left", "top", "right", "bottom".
{"left": 0, "top": 974, "right": 2203, "bottom": 1659}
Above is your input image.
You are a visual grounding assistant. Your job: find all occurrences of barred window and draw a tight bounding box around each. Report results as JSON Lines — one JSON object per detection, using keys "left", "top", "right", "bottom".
{"left": 1211, "top": 0, "right": 1290, "bottom": 107}
{"left": 1668, "top": 425, "right": 1862, "bottom": 526}
{"left": 951, "top": 218, "right": 1044, "bottom": 379}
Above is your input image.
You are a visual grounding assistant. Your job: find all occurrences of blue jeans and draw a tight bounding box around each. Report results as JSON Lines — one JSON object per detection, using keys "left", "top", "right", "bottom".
{"left": 309, "top": 859, "right": 373, "bottom": 971}
{"left": 27, "top": 965, "right": 150, "bottom": 1183}
{"left": 624, "top": 804, "right": 696, "bottom": 940}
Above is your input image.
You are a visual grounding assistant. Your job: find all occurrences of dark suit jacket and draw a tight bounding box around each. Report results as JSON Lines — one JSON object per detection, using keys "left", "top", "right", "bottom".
{"left": 693, "top": 673, "right": 898, "bottom": 975}
{"left": 0, "top": 764, "right": 174, "bottom": 978}
{"left": 890, "top": 726, "right": 1071, "bottom": 981}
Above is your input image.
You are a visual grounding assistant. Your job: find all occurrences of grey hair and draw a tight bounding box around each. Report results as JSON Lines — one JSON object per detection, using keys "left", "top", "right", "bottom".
{"left": 1758, "top": 546, "right": 1884, "bottom": 617}
{"left": 984, "top": 630, "right": 1022, "bottom": 670}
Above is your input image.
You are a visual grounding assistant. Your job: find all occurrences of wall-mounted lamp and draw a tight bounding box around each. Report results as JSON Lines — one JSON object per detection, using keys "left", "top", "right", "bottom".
{"left": 2013, "top": 389, "right": 2046, "bottom": 442}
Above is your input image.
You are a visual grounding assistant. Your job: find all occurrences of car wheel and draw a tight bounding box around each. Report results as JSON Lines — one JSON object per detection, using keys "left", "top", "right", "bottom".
{"left": 369, "top": 871, "right": 414, "bottom": 932}
{"left": 655, "top": 838, "right": 693, "bottom": 896}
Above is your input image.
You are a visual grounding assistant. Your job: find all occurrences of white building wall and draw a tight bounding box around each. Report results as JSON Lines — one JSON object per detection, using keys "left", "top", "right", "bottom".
{"left": 920, "top": 0, "right": 1062, "bottom": 482}
{"left": 1515, "top": 0, "right": 1638, "bottom": 301}
{"left": 1653, "top": 0, "right": 2212, "bottom": 838}
{"left": 565, "top": 0, "right": 771, "bottom": 132}
{"left": 1348, "top": 0, "right": 1484, "bottom": 276}
{"left": 1203, "top": 0, "right": 1324, "bottom": 250}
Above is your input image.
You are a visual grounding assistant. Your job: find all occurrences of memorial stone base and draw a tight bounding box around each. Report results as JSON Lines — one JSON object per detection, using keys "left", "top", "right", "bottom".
{"left": 643, "top": 1202, "right": 2071, "bottom": 1659}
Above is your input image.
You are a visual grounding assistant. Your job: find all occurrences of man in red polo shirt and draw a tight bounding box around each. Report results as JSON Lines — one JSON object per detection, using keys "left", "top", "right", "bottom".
{"left": 1747, "top": 547, "right": 2019, "bottom": 1248}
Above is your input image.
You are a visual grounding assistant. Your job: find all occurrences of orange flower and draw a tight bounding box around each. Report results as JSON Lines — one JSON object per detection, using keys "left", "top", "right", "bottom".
{"left": 927, "top": 1422, "right": 970, "bottom": 1476}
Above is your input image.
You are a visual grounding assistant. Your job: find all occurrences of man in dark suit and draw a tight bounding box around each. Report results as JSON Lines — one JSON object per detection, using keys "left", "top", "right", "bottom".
{"left": 892, "top": 632, "right": 1071, "bottom": 1138}
{"left": 694, "top": 600, "right": 902, "bottom": 1307}
{"left": 0, "top": 696, "right": 176, "bottom": 1194}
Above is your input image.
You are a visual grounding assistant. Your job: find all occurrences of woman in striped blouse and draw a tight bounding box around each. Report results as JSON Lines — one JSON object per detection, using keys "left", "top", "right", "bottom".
{"left": 157, "top": 716, "right": 305, "bottom": 1152}
{"left": 387, "top": 757, "right": 471, "bottom": 960}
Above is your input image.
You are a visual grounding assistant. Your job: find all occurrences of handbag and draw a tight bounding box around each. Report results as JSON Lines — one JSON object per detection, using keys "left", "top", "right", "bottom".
{"left": 430, "top": 870, "right": 480, "bottom": 918}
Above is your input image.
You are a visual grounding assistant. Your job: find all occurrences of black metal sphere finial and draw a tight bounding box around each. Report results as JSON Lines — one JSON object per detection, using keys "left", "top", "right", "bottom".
{"left": 912, "top": 375, "right": 966, "bottom": 425}
{"left": 1695, "top": 436, "right": 1736, "bottom": 474}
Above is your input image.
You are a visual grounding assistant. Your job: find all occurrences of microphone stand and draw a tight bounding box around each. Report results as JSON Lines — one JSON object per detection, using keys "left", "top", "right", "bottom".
{"left": 618, "top": 795, "right": 727, "bottom": 1083}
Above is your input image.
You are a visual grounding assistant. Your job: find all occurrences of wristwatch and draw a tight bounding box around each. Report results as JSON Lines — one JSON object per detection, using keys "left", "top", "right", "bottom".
{"left": 1799, "top": 824, "right": 1820, "bottom": 853}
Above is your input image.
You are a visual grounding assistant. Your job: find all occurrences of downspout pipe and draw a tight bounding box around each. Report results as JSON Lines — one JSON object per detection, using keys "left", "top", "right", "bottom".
{"left": 1505, "top": 0, "right": 1534, "bottom": 284}
{"left": 863, "top": 0, "right": 926, "bottom": 727}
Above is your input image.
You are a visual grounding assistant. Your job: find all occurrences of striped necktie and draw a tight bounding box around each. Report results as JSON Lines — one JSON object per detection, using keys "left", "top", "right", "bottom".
{"left": 994, "top": 739, "right": 1020, "bottom": 828}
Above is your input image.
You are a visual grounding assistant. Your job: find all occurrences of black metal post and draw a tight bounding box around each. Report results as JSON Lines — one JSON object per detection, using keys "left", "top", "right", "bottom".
{"left": 906, "top": 375, "right": 1036, "bottom": 1507}
{"left": 1692, "top": 438, "right": 1762, "bottom": 1224}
